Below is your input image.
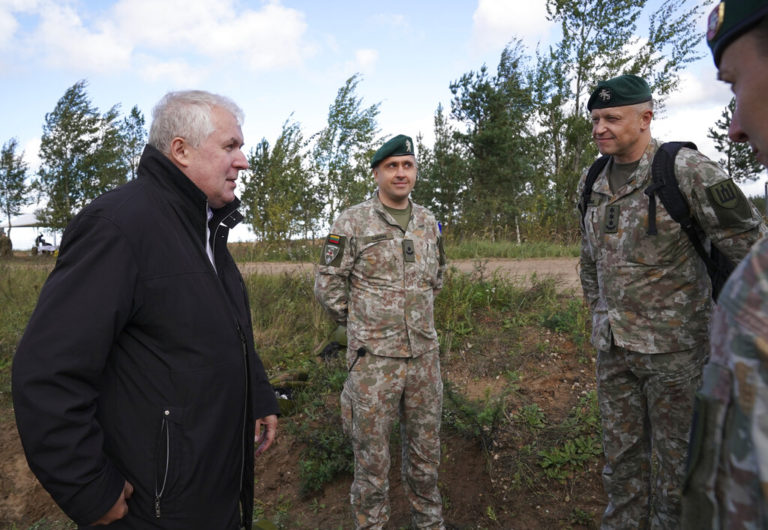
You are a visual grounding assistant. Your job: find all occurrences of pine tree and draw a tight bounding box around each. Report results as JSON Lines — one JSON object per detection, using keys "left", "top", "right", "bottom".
{"left": 707, "top": 98, "right": 764, "bottom": 183}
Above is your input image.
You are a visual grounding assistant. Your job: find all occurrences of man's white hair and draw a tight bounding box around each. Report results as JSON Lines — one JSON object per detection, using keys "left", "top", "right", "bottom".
{"left": 148, "top": 90, "right": 245, "bottom": 154}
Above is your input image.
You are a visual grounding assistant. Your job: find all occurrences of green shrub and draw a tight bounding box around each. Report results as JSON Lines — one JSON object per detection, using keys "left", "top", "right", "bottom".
{"left": 442, "top": 382, "right": 510, "bottom": 452}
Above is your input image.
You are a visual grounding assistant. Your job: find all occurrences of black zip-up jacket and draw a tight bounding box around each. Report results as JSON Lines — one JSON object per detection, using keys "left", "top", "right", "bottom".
{"left": 12, "top": 145, "right": 278, "bottom": 528}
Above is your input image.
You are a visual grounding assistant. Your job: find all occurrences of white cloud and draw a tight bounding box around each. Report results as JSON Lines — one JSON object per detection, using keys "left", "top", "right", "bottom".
{"left": 471, "top": 0, "right": 553, "bottom": 52}
{"left": 354, "top": 49, "right": 378, "bottom": 72}
{"left": 22, "top": 137, "right": 40, "bottom": 173}
{"left": 0, "top": 8, "right": 18, "bottom": 49}
{"left": 665, "top": 69, "right": 731, "bottom": 109}
{"left": 1, "top": 0, "right": 313, "bottom": 78}
{"left": 135, "top": 55, "right": 207, "bottom": 86}
{"left": 111, "top": 0, "right": 312, "bottom": 71}
{"left": 34, "top": 3, "right": 131, "bottom": 72}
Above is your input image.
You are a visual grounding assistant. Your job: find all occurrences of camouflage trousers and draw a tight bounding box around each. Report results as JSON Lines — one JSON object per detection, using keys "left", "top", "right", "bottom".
{"left": 596, "top": 344, "right": 707, "bottom": 529}
{"left": 340, "top": 348, "right": 444, "bottom": 530}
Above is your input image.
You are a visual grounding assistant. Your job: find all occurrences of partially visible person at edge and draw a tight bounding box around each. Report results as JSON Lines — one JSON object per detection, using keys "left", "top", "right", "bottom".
{"left": 0, "top": 227, "right": 11, "bottom": 256}
{"left": 681, "top": 2, "right": 768, "bottom": 528}
{"left": 12, "top": 90, "right": 279, "bottom": 529}
{"left": 578, "top": 73, "right": 766, "bottom": 529}
{"left": 314, "top": 134, "right": 447, "bottom": 529}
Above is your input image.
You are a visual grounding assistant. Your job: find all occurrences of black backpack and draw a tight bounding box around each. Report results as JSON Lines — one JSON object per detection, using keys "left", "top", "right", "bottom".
{"left": 578, "top": 142, "right": 735, "bottom": 301}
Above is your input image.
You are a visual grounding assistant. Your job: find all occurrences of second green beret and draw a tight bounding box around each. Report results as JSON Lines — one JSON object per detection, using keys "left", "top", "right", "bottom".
{"left": 371, "top": 134, "right": 414, "bottom": 168}
{"left": 707, "top": 1, "right": 768, "bottom": 67}
{"left": 587, "top": 74, "right": 652, "bottom": 111}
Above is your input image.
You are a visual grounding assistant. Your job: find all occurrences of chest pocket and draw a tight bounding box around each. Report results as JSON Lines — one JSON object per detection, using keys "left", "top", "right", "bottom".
{"left": 357, "top": 232, "right": 439, "bottom": 287}
{"left": 358, "top": 234, "right": 400, "bottom": 282}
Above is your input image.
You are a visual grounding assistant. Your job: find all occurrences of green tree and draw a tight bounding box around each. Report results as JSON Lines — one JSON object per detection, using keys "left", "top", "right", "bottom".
{"left": 412, "top": 104, "right": 468, "bottom": 232}
{"left": 241, "top": 118, "right": 316, "bottom": 241}
{"left": 448, "top": 42, "right": 538, "bottom": 240}
{"left": 531, "top": 0, "right": 709, "bottom": 237}
{"left": 708, "top": 97, "right": 764, "bottom": 183}
{"left": 0, "top": 137, "right": 30, "bottom": 235}
{"left": 122, "top": 105, "right": 147, "bottom": 180}
{"left": 35, "top": 80, "right": 128, "bottom": 230}
{"left": 311, "top": 74, "right": 380, "bottom": 226}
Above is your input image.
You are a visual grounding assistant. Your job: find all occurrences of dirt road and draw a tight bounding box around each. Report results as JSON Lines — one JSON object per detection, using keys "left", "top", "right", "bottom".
{"left": 238, "top": 257, "right": 582, "bottom": 291}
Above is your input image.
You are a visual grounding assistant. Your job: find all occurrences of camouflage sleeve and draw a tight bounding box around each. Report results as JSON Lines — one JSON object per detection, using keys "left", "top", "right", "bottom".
{"left": 577, "top": 169, "right": 600, "bottom": 311}
{"left": 313, "top": 215, "right": 356, "bottom": 325}
{"left": 676, "top": 148, "right": 767, "bottom": 262}
{"left": 705, "top": 239, "right": 768, "bottom": 516}
{"left": 435, "top": 225, "right": 447, "bottom": 295}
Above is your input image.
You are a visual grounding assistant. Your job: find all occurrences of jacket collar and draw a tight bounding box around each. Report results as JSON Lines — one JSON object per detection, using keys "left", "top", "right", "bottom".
{"left": 372, "top": 192, "right": 414, "bottom": 230}
{"left": 136, "top": 144, "right": 243, "bottom": 246}
{"left": 594, "top": 137, "right": 659, "bottom": 199}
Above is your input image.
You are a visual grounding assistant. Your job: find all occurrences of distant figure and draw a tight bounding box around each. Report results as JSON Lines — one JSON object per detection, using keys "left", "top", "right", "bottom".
{"left": 578, "top": 74, "right": 766, "bottom": 528}
{"left": 315, "top": 134, "right": 447, "bottom": 529}
{"left": 34, "top": 233, "right": 56, "bottom": 255}
{"left": 0, "top": 228, "right": 11, "bottom": 256}
{"left": 12, "top": 90, "right": 279, "bottom": 529}
{"left": 682, "top": 2, "right": 768, "bottom": 528}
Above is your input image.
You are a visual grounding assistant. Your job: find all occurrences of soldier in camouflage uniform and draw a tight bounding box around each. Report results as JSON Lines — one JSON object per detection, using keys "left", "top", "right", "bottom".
{"left": 314, "top": 134, "right": 447, "bottom": 530}
{"left": 682, "top": 2, "right": 768, "bottom": 528}
{"left": 579, "top": 74, "right": 766, "bottom": 529}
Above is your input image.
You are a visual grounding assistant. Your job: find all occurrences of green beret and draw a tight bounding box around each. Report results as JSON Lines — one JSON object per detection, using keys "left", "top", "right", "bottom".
{"left": 587, "top": 74, "right": 652, "bottom": 111}
{"left": 371, "top": 134, "right": 414, "bottom": 168}
{"left": 707, "top": 1, "right": 768, "bottom": 67}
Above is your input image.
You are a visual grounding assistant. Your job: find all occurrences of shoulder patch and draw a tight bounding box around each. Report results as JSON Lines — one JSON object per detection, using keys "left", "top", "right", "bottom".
{"left": 707, "top": 178, "right": 741, "bottom": 209}
{"left": 705, "top": 178, "right": 752, "bottom": 228}
{"left": 320, "top": 234, "right": 345, "bottom": 267}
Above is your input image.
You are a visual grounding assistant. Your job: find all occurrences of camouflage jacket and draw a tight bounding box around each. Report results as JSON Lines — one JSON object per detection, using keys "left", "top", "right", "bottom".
{"left": 314, "top": 194, "right": 446, "bottom": 358}
{"left": 682, "top": 235, "right": 768, "bottom": 529}
{"left": 579, "top": 138, "right": 766, "bottom": 353}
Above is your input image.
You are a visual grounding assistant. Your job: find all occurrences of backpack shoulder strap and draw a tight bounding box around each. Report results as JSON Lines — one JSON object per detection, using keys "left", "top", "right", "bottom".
{"left": 644, "top": 141, "right": 733, "bottom": 300}
{"left": 644, "top": 141, "right": 697, "bottom": 235}
{"left": 579, "top": 155, "right": 610, "bottom": 221}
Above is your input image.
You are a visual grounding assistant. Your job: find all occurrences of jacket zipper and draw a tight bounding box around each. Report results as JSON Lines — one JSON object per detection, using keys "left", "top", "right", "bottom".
{"left": 154, "top": 409, "right": 171, "bottom": 517}
{"left": 237, "top": 323, "right": 248, "bottom": 526}
{"left": 211, "top": 208, "right": 250, "bottom": 526}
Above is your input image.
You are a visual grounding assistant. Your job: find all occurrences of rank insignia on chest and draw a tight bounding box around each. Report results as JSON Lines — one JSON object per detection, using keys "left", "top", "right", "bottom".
{"left": 402, "top": 239, "right": 415, "bottom": 262}
{"left": 320, "top": 234, "right": 345, "bottom": 267}
{"left": 604, "top": 205, "right": 619, "bottom": 233}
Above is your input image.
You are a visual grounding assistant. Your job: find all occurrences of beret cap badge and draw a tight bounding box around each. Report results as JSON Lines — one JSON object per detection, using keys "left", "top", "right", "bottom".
{"left": 587, "top": 74, "right": 652, "bottom": 111}
{"left": 707, "top": 3, "right": 726, "bottom": 42}
{"left": 370, "top": 134, "right": 415, "bottom": 168}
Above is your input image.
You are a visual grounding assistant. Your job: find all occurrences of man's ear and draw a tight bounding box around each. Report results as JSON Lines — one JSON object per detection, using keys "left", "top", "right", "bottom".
{"left": 640, "top": 109, "right": 654, "bottom": 130}
{"left": 169, "top": 137, "right": 190, "bottom": 168}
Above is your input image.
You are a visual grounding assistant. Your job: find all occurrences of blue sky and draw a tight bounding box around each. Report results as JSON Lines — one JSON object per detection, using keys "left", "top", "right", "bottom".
{"left": 0, "top": 0, "right": 760, "bottom": 248}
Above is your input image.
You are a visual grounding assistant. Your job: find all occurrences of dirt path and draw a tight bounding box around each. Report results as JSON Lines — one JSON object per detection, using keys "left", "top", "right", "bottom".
{"left": 239, "top": 257, "right": 582, "bottom": 291}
